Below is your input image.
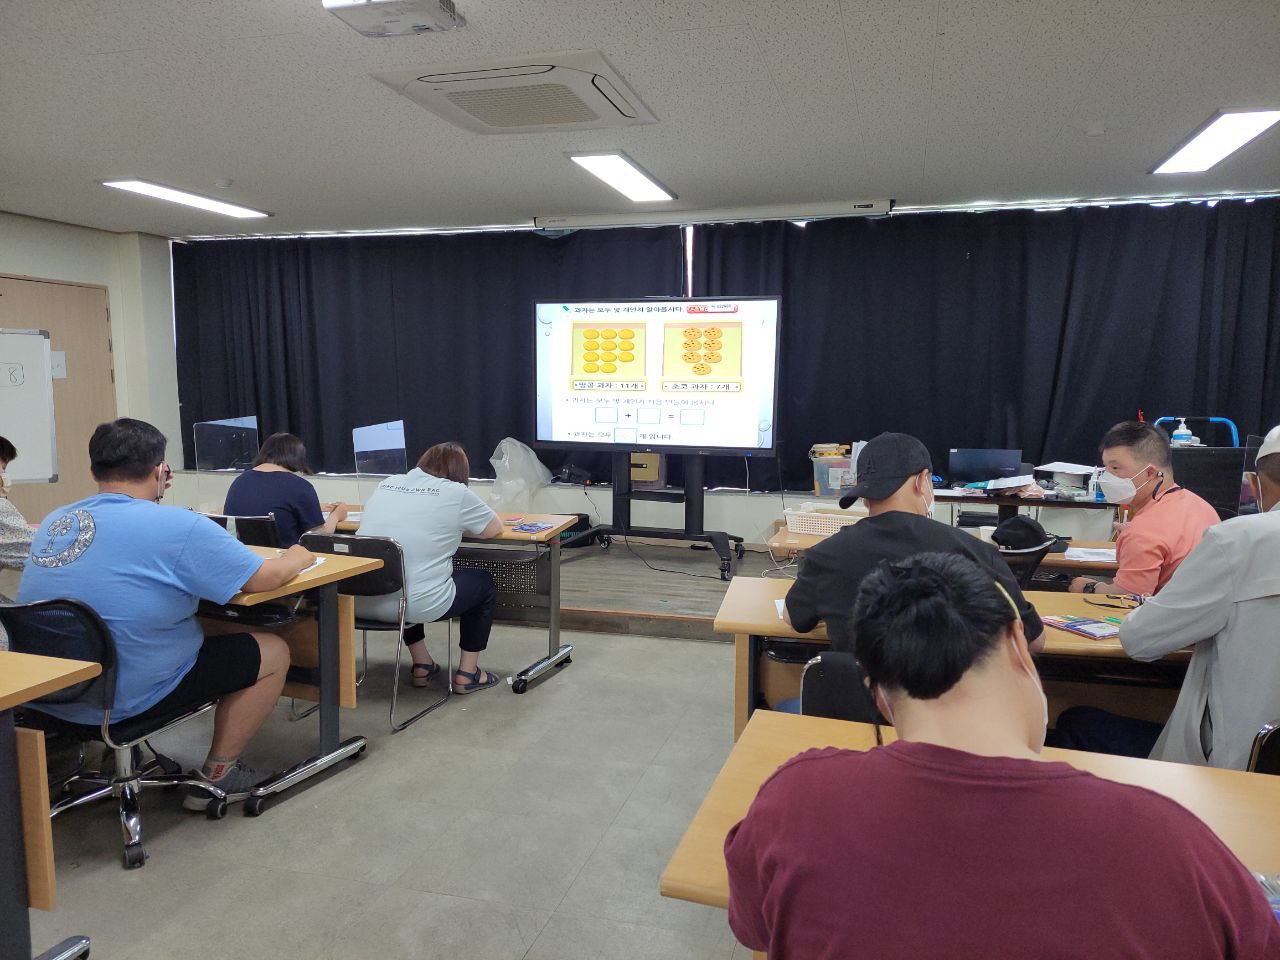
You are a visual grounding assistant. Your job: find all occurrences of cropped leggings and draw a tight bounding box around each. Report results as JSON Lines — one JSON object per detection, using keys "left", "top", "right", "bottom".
{"left": 403, "top": 568, "right": 496, "bottom": 653}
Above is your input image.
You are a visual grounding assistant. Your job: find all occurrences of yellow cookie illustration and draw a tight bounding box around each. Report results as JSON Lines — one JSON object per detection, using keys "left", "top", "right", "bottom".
{"left": 601, "top": 362, "right": 617, "bottom": 373}
{"left": 583, "top": 339, "right": 599, "bottom": 350}
{"left": 702, "top": 326, "right": 723, "bottom": 339}
{"left": 583, "top": 351, "right": 599, "bottom": 362}
{"left": 583, "top": 362, "right": 599, "bottom": 373}
{"left": 601, "top": 351, "right": 617, "bottom": 362}
{"left": 692, "top": 362, "right": 712, "bottom": 376}
{"left": 619, "top": 351, "right": 634, "bottom": 362}
{"left": 683, "top": 327, "right": 702, "bottom": 340}
{"left": 619, "top": 339, "right": 635, "bottom": 351}
{"left": 702, "top": 338, "right": 722, "bottom": 351}
{"left": 703, "top": 351, "right": 722, "bottom": 363}
{"left": 682, "top": 351, "right": 701, "bottom": 364}
{"left": 583, "top": 328, "right": 599, "bottom": 339}
{"left": 600, "top": 328, "right": 617, "bottom": 338}
{"left": 619, "top": 328, "right": 635, "bottom": 338}
{"left": 600, "top": 339, "right": 617, "bottom": 351}
{"left": 682, "top": 339, "right": 701, "bottom": 351}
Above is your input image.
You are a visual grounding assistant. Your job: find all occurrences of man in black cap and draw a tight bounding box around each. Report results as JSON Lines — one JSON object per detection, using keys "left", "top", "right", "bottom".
{"left": 786, "top": 432, "right": 1044, "bottom": 651}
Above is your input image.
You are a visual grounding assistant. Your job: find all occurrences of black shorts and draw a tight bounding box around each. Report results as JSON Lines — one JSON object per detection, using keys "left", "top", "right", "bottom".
{"left": 127, "top": 633, "right": 261, "bottom": 726}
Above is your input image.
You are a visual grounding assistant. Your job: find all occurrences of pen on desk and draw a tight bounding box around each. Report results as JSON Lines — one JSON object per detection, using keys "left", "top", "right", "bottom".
{"left": 1104, "top": 617, "right": 1123, "bottom": 625}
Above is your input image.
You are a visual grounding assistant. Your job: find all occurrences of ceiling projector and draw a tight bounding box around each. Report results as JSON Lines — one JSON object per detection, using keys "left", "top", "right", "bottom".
{"left": 323, "top": 0, "right": 464, "bottom": 36}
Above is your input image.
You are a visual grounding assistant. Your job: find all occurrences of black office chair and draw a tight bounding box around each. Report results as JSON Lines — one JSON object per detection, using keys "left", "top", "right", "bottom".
{"left": 230, "top": 513, "right": 281, "bottom": 549}
{"left": 300, "top": 532, "right": 452, "bottom": 732}
{"left": 799, "top": 652, "right": 886, "bottom": 726}
{"left": 2, "top": 599, "right": 230, "bottom": 870}
{"left": 997, "top": 540, "right": 1057, "bottom": 589}
{"left": 1247, "top": 721, "right": 1280, "bottom": 776}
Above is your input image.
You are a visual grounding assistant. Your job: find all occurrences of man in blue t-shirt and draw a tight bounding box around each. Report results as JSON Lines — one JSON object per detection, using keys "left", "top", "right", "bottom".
{"left": 19, "top": 418, "right": 314, "bottom": 807}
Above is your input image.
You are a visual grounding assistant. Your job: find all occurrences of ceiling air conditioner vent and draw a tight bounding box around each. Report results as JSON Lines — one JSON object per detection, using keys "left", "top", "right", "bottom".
{"left": 372, "top": 50, "right": 657, "bottom": 134}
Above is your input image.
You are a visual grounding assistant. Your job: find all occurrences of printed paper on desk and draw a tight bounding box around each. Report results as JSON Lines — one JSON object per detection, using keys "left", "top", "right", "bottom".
{"left": 300, "top": 557, "right": 327, "bottom": 574}
{"left": 1064, "top": 547, "right": 1117, "bottom": 562}
{"left": 774, "top": 598, "right": 786, "bottom": 620}
{"left": 986, "top": 474, "right": 1036, "bottom": 491}
{"left": 1035, "top": 462, "right": 1096, "bottom": 475}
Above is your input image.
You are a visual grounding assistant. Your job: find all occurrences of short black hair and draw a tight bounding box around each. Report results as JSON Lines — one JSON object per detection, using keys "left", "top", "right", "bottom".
{"left": 851, "top": 553, "right": 1017, "bottom": 700}
{"left": 253, "top": 432, "right": 312, "bottom": 474}
{"left": 89, "top": 418, "right": 167, "bottom": 482}
{"left": 1099, "top": 420, "right": 1171, "bottom": 469}
{"left": 0, "top": 435, "right": 15, "bottom": 465}
{"left": 1258, "top": 453, "right": 1280, "bottom": 486}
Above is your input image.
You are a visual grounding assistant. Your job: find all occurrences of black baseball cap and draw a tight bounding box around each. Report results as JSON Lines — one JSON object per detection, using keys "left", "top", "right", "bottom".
{"left": 839, "top": 432, "right": 932, "bottom": 508}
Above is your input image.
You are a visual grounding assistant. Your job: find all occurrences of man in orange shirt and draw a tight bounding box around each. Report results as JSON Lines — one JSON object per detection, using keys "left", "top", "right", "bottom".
{"left": 1069, "top": 421, "right": 1219, "bottom": 596}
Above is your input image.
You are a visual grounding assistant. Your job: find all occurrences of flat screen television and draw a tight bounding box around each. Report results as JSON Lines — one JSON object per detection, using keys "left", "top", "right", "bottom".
{"left": 533, "top": 297, "right": 780, "bottom": 455}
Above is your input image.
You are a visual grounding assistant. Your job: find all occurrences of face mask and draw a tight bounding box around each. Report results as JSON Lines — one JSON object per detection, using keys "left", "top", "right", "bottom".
{"left": 991, "top": 580, "right": 1047, "bottom": 730}
{"left": 1097, "top": 466, "right": 1154, "bottom": 505}
{"left": 920, "top": 483, "right": 936, "bottom": 520}
{"left": 0, "top": 470, "right": 9, "bottom": 498}
{"left": 155, "top": 463, "right": 171, "bottom": 503}
{"left": 874, "top": 685, "right": 895, "bottom": 726}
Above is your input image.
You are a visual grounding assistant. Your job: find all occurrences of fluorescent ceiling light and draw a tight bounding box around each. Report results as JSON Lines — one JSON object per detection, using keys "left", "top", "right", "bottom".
{"left": 1154, "top": 111, "right": 1280, "bottom": 174}
{"left": 101, "top": 180, "right": 271, "bottom": 218}
{"left": 568, "top": 153, "right": 674, "bottom": 202}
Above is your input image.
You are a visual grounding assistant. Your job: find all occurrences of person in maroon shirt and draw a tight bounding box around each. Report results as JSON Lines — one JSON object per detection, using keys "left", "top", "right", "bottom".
{"left": 725, "top": 553, "right": 1280, "bottom": 960}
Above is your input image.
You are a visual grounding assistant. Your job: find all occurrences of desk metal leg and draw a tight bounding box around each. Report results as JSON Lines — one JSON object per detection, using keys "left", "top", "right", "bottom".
{"left": 511, "top": 538, "right": 573, "bottom": 694}
{"left": 0, "top": 711, "right": 90, "bottom": 960}
{"left": 247, "top": 584, "right": 366, "bottom": 813}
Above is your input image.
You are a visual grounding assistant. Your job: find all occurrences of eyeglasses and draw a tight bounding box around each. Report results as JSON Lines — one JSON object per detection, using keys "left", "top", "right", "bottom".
{"left": 1084, "top": 594, "right": 1144, "bottom": 611}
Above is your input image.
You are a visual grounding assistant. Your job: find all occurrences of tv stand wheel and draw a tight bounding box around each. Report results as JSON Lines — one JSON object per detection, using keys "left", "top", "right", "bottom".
{"left": 720, "top": 560, "right": 732, "bottom": 581}
{"left": 735, "top": 542, "right": 746, "bottom": 560}
{"left": 598, "top": 535, "right": 612, "bottom": 550}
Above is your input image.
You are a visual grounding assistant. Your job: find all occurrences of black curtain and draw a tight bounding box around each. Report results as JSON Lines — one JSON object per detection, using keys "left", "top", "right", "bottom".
{"left": 693, "top": 198, "right": 1280, "bottom": 489}
{"left": 174, "top": 227, "right": 685, "bottom": 476}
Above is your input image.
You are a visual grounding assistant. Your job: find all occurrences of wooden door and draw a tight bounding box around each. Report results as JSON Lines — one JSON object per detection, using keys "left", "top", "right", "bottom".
{"left": 0, "top": 275, "right": 116, "bottom": 523}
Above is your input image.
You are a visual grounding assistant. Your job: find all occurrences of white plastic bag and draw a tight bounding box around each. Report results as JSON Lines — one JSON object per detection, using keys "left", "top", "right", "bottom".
{"left": 489, "top": 437, "right": 552, "bottom": 511}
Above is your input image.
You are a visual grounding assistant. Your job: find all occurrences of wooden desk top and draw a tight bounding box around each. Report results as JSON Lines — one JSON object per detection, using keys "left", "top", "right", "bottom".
{"left": 765, "top": 528, "right": 827, "bottom": 556}
{"left": 933, "top": 490, "right": 1115, "bottom": 511}
{"left": 661, "top": 710, "right": 1280, "bottom": 909}
{"left": 338, "top": 511, "right": 578, "bottom": 544}
{"left": 1038, "top": 540, "right": 1118, "bottom": 573}
{"left": 0, "top": 651, "right": 101, "bottom": 712}
{"left": 713, "top": 577, "right": 1173, "bottom": 661}
{"left": 228, "top": 546, "right": 383, "bottom": 606}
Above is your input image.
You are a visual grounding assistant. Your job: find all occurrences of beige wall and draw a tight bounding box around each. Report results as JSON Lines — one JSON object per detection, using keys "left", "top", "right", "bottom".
{"left": 0, "top": 211, "right": 179, "bottom": 455}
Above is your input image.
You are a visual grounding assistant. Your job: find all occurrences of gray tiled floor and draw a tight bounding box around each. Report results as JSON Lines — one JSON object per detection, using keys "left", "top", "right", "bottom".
{"left": 29, "top": 625, "right": 756, "bottom": 959}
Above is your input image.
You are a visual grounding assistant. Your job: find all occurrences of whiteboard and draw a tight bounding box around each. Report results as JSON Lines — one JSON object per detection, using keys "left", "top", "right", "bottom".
{"left": 0, "top": 328, "right": 57, "bottom": 483}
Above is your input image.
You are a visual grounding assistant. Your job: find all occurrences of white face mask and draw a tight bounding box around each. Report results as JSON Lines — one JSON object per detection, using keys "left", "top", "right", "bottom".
{"left": 0, "top": 469, "right": 9, "bottom": 498}
{"left": 1097, "top": 466, "right": 1154, "bottom": 505}
{"left": 919, "top": 482, "right": 936, "bottom": 520}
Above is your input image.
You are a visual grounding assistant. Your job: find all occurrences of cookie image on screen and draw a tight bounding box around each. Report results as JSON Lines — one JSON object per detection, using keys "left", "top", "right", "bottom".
{"left": 662, "top": 322, "right": 742, "bottom": 378}
{"left": 572, "top": 323, "right": 645, "bottom": 382}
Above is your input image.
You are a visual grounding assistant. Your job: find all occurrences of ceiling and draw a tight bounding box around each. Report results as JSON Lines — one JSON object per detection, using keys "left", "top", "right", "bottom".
{"left": 1, "top": 0, "right": 1277, "bottom": 238}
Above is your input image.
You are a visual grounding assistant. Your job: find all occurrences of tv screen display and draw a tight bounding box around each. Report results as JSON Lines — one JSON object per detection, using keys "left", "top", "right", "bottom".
{"left": 533, "top": 297, "right": 780, "bottom": 454}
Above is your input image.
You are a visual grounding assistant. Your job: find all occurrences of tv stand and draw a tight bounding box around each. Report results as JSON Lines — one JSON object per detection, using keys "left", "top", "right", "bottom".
{"left": 585, "top": 452, "right": 744, "bottom": 581}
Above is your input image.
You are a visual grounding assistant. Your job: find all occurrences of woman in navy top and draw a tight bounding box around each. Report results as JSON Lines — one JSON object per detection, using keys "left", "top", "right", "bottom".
{"left": 223, "top": 433, "right": 348, "bottom": 546}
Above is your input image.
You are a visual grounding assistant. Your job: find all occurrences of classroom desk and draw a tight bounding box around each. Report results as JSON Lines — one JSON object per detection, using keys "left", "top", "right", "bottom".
{"left": 660, "top": 710, "right": 1280, "bottom": 923}
{"left": 334, "top": 512, "right": 579, "bottom": 694}
{"left": 766, "top": 525, "right": 1118, "bottom": 576}
{"left": 934, "top": 488, "right": 1116, "bottom": 523}
{"left": 1, "top": 652, "right": 100, "bottom": 960}
{"left": 718, "top": 577, "right": 1187, "bottom": 738}
{"left": 226, "top": 546, "right": 381, "bottom": 813}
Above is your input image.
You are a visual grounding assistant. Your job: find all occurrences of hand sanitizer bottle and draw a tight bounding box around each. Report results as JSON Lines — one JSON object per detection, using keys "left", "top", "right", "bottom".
{"left": 1172, "top": 419, "right": 1193, "bottom": 445}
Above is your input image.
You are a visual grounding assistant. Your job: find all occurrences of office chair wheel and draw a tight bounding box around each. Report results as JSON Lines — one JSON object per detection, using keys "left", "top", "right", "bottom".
{"left": 244, "top": 796, "right": 267, "bottom": 817}
{"left": 123, "top": 842, "right": 146, "bottom": 869}
{"left": 512, "top": 678, "right": 529, "bottom": 694}
{"left": 557, "top": 656, "right": 572, "bottom": 666}
{"left": 205, "top": 797, "right": 229, "bottom": 820}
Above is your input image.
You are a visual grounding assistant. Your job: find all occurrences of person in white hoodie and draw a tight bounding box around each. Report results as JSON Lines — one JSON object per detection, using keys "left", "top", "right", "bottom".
{"left": 1053, "top": 424, "right": 1280, "bottom": 769}
{"left": 0, "top": 435, "right": 34, "bottom": 602}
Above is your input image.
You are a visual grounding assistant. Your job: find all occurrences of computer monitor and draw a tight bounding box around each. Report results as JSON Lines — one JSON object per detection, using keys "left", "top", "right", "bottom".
{"left": 1170, "top": 446, "right": 1250, "bottom": 520}
{"left": 948, "top": 448, "right": 1022, "bottom": 485}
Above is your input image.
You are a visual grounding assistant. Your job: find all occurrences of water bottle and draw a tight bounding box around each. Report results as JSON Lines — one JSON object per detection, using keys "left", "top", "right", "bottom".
{"left": 1171, "top": 418, "right": 1193, "bottom": 445}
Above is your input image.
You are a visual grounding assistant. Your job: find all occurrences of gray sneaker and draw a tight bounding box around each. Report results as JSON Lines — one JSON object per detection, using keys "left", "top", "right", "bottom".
{"left": 181, "top": 760, "right": 269, "bottom": 812}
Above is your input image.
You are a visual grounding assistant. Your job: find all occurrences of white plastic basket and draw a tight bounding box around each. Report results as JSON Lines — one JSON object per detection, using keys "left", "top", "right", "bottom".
{"left": 784, "top": 507, "right": 864, "bottom": 536}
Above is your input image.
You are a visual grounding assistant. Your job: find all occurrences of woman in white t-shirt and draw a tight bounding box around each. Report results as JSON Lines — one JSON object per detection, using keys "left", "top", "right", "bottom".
{"left": 357, "top": 442, "right": 505, "bottom": 694}
{"left": 0, "top": 436, "right": 34, "bottom": 602}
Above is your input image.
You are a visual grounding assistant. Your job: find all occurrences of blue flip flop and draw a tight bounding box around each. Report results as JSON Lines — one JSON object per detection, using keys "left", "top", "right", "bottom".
{"left": 452, "top": 667, "right": 501, "bottom": 694}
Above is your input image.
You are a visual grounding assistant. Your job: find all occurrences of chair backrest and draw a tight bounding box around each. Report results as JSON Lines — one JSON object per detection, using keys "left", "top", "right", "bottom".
{"left": 199, "top": 512, "right": 230, "bottom": 529}
{"left": 229, "top": 513, "right": 280, "bottom": 548}
{"left": 1248, "top": 721, "right": 1280, "bottom": 775}
{"left": 0, "top": 599, "right": 117, "bottom": 709}
{"left": 997, "top": 541, "right": 1055, "bottom": 589}
{"left": 800, "top": 651, "right": 884, "bottom": 724}
{"left": 299, "top": 532, "right": 405, "bottom": 597}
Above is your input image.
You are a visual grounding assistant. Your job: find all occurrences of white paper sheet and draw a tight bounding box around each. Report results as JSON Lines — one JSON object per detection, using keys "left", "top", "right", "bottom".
{"left": 986, "top": 474, "right": 1036, "bottom": 490}
{"left": 1064, "top": 547, "right": 1117, "bottom": 562}
{"left": 1035, "top": 462, "right": 1096, "bottom": 474}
